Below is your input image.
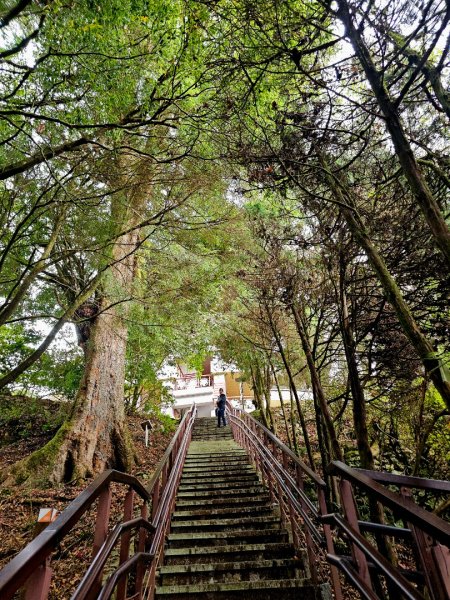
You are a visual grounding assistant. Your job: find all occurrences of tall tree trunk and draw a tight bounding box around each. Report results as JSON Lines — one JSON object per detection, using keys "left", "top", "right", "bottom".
{"left": 270, "top": 359, "right": 292, "bottom": 448}
{"left": 289, "top": 386, "right": 299, "bottom": 454}
{"left": 263, "top": 364, "right": 276, "bottom": 433}
{"left": 320, "top": 155, "right": 450, "bottom": 410}
{"left": 338, "top": 253, "right": 374, "bottom": 470}
{"left": 8, "top": 156, "right": 148, "bottom": 485}
{"left": 49, "top": 178, "right": 143, "bottom": 482}
{"left": 265, "top": 307, "right": 316, "bottom": 467}
{"left": 338, "top": 253, "right": 397, "bottom": 578}
{"left": 336, "top": 0, "right": 450, "bottom": 269}
{"left": 250, "top": 364, "right": 270, "bottom": 430}
{"left": 290, "top": 302, "right": 343, "bottom": 462}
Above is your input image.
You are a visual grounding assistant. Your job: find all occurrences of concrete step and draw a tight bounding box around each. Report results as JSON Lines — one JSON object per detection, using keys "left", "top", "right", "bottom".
{"left": 164, "top": 542, "right": 296, "bottom": 565}
{"left": 172, "top": 505, "right": 273, "bottom": 521}
{"left": 176, "top": 486, "right": 266, "bottom": 500}
{"left": 155, "top": 579, "right": 330, "bottom": 599}
{"left": 182, "top": 461, "right": 252, "bottom": 471}
{"left": 185, "top": 451, "right": 246, "bottom": 458}
{"left": 179, "top": 475, "right": 259, "bottom": 486}
{"left": 175, "top": 494, "right": 271, "bottom": 510}
{"left": 170, "top": 515, "right": 281, "bottom": 533}
{"left": 167, "top": 528, "right": 288, "bottom": 549}
{"left": 191, "top": 435, "right": 233, "bottom": 441}
{"left": 158, "top": 557, "right": 303, "bottom": 585}
{"left": 186, "top": 446, "right": 245, "bottom": 453}
{"left": 178, "top": 480, "right": 260, "bottom": 492}
{"left": 181, "top": 466, "right": 255, "bottom": 476}
{"left": 184, "top": 455, "right": 248, "bottom": 463}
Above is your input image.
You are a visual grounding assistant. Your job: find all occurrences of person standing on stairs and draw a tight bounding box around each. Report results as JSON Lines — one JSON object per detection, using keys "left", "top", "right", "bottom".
{"left": 216, "top": 387, "right": 227, "bottom": 427}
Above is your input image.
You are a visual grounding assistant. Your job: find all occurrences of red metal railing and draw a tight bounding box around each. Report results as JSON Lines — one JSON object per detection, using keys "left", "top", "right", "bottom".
{"left": 0, "top": 404, "right": 197, "bottom": 600}
{"left": 326, "top": 461, "right": 450, "bottom": 600}
{"left": 226, "top": 402, "right": 450, "bottom": 600}
{"left": 226, "top": 401, "right": 343, "bottom": 599}
{"left": 2, "top": 402, "right": 449, "bottom": 600}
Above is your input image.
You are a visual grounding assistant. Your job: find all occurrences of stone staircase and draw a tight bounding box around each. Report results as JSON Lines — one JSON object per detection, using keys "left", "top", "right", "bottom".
{"left": 154, "top": 417, "right": 330, "bottom": 599}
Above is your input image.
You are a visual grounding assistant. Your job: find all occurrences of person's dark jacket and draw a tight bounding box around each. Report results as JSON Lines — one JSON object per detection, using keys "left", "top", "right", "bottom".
{"left": 217, "top": 393, "right": 226, "bottom": 410}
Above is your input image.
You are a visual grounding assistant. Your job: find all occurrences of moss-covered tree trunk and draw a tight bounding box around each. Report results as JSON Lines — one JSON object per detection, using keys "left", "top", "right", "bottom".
{"left": 9, "top": 156, "right": 148, "bottom": 485}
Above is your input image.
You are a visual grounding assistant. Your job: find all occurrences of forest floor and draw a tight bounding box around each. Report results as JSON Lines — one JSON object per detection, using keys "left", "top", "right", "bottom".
{"left": 0, "top": 406, "right": 174, "bottom": 598}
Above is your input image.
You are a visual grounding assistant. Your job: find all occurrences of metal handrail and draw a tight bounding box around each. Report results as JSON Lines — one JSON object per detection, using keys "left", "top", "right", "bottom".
{"left": 71, "top": 518, "right": 155, "bottom": 600}
{"left": 328, "top": 460, "right": 450, "bottom": 599}
{"left": 0, "top": 470, "right": 150, "bottom": 600}
{"left": 229, "top": 401, "right": 325, "bottom": 488}
{"left": 146, "top": 407, "right": 194, "bottom": 492}
{"left": 329, "top": 461, "right": 450, "bottom": 546}
{"left": 329, "top": 513, "right": 425, "bottom": 600}
{"left": 354, "top": 468, "right": 450, "bottom": 492}
{"left": 98, "top": 403, "right": 197, "bottom": 600}
{"left": 97, "top": 553, "right": 154, "bottom": 600}
{"left": 226, "top": 402, "right": 343, "bottom": 599}
{"left": 0, "top": 405, "right": 197, "bottom": 600}
{"left": 327, "top": 555, "right": 379, "bottom": 600}
{"left": 231, "top": 415, "right": 322, "bottom": 540}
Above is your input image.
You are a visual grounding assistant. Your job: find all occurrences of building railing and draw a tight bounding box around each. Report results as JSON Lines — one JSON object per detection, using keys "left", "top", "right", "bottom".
{"left": 173, "top": 374, "right": 213, "bottom": 390}
{"left": 0, "top": 404, "right": 197, "bottom": 600}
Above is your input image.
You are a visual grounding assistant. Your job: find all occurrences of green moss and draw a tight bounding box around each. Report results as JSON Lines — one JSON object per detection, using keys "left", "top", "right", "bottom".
{"left": 9, "top": 420, "right": 73, "bottom": 487}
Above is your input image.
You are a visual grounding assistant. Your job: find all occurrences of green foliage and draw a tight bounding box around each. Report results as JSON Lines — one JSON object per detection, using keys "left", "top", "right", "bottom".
{"left": 0, "top": 395, "right": 69, "bottom": 447}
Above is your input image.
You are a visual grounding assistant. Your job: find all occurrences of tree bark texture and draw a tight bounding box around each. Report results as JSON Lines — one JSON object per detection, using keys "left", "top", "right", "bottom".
{"left": 50, "top": 166, "right": 145, "bottom": 481}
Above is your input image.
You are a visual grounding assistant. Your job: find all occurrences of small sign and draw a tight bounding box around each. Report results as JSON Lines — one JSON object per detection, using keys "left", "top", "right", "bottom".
{"left": 38, "top": 508, "right": 58, "bottom": 523}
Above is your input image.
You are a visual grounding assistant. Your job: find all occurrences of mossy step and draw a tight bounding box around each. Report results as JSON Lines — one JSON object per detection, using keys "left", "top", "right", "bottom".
{"left": 178, "top": 480, "right": 260, "bottom": 492}
{"left": 180, "top": 475, "right": 258, "bottom": 486}
{"left": 175, "top": 494, "right": 271, "bottom": 510}
{"left": 158, "top": 558, "right": 303, "bottom": 585}
{"left": 184, "top": 455, "right": 248, "bottom": 463}
{"left": 164, "top": 542, "right": 296, "bottom": 565}
{"left": 191, "top": 436, "right": 234, "bottom": 441}
{"left": 185, "top": 450, "right": 246, "bottom": 457}
{"left": 181, "top": 466, "right": 254, "bottom": 476}
{"left": 182, "top": 461, "right": 252, "bottom": 470}
{"left": 187, "top": 440, "right": 239, "bottom": 447}
{"left": 167, "top": 528, "right": 288, "bottom": 548}
{"left": 191, "top": 434, "right": 233, "bottom": 437}
{"left": 186, "top": 452, "right": 248, "bottom": 460}
{"left": 186, "top": 447, "right": 240, "bottom": 454}
{"left": 172, "top": 505, "right": 273, "bottom": 520}
{"left": 176, "top": 486, "right": 265, "bottom": 499}
{"left": 154, "top": 578, "right": 325, "bottom": 599}
{"left": 170, "top": 515, "right": 280, "bottom": 533}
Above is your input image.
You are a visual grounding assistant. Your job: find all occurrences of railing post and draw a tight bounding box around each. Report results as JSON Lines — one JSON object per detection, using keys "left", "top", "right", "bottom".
{"left": 117, "top": 488, "right": 135, "bottom": 600}
{"left": 263, "top": 432, "right": 275, "bottom": 504}
{"left": 135, "top": 503, "right": 149, "bottom": 599}
{"left": 24, "top": 558, "right": 52, "bottom": 600}
{"left": 284, "top": 452, "right": 298, "bottom": 548}
{"left": 317, "top": 484, "right": 342, "bottom": 599}
{"left": 92, "top": 484, "right": 112, "bottom": 557}
{"left": 339, "top": 479, "right": 372, "bottom": 590}
{"left": 295, "top": 464, "right": 319, "bottom": 584}
{"left": 151, "top": 477, "right": 160, "bottom": 521}
{"left": 401, "top": 486, "right": 449, "bottom": 600}
{"left": 275, "top": 453, "right": 286, "bottom": 527}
